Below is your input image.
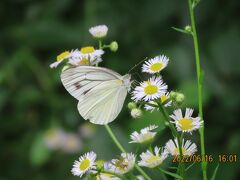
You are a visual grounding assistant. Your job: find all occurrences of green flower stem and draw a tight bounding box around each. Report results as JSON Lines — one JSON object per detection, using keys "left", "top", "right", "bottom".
{"left": 104, "top": 124, "right": 125, "bottom": 152}
{"left": 177, "top": 132, "right": 185, "bottom": 178}
{"left": 157, "top": 103, "right": 177, "bottom": 137}
{"left": 102, "top": 44, "right": 111, "bottom": 49}
{"left": 187, "top": 0, "right": 207, "bottom": 179}
{"left": 158, "top": 167, "right": 183, "bottom": 180}
{"left": 159, "top": 169, "right": 168, "bottom": 180}
{"left": 134, "top": 165, "right": 151, "bottom": 180}
{"left": 104, "top": 125, "right": 151, "bottom": 180}
{"left": 98, "top": 40, "right": 103, "bottom": 49}
{"left": 157, "top": 103, "right": 185, "bottom": 178}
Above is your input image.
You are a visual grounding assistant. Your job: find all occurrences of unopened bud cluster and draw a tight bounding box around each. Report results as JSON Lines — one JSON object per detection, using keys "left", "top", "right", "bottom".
{"left": 128, "top": 102, "right": 142, "bottom": 119}
{"left": 170, "top": 91, "right": 185, "bottom": 105}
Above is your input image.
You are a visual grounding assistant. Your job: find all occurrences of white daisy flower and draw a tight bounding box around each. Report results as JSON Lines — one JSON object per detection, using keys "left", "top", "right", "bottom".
{"left": 89, "top": 25, "right": 108, "bottom": 38}
{"left": 170, "top": 108, "right": 202, "bottom": 133}
{"left": 129, "top": 125, "right": 158, "bottom": 144}
{"left": 138, "top": 146, "right": 168, "bottom": 168}
{"left": 96, "top": 173, "right": 120, "bottom": 180}
{"left": 68, "top": 49, "right": 83, "bottom": 65}
{"left": 132, "top": 76, "right": 167, "bottom": 102}
{"left": 144, "top": 92, "right": 172, "bottom": 112}
{"left": 67, "top": 47, "right": 104, "bottom": 66}
{"left": 50, "top": 51, "right": 71, "bottom": 68}
{"left": 80, "top": 46, "right": 104, "bottom": 65}
{"left": 71, "top": 151, "right": 97, "bottom": 177}
{"left": 142, "top": 55, "right": 169, "bottom": 74}
{"left": 165, "top": 138, "right": 197, "bottom": 156}
{"left": 105, "top": 153, "right": 136, "bottom": 175}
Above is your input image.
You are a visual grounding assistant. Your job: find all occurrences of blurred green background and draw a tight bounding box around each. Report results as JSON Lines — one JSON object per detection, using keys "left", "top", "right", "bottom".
{"left": 1, "top": 0, "right": 240, "bottom": 179}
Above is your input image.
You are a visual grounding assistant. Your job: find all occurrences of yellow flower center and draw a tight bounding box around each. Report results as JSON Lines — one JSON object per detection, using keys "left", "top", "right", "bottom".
{"left": 160, "top": 95, "right": 168, "bottom": 103}
{"left": 79, "top": 159, "right": 90, "bottom": 171}
{"left": 57, "top": 51, "right": 70, "bottom": 61}
{"left": 114, "top": 159, "right": 128, "bottom": 170}
{"left": 178, "top": 118, "right": 193, "bottom": 130}
{"left": 141, "top": 134, "right": 153, "bottom": 143}
{"left": 79, "top": 58, "right": 90, "bottom": 65}
{"left": 174, "top": 148, "right": 186, "bottom": 155}
{"left": 81, "top": 46, "right": 95, "bottom": 54}
{"left": 144, "top": 83, "right": 158, "bottom": 95}
{"left": 150, "top": 63, "right": 163, "bottom": 72}
{"left": 146, "top": 155, "right": 161, "bottom": 163}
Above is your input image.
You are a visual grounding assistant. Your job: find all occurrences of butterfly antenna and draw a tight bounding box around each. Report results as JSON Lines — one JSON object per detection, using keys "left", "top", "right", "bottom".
{"left": 128, "top": 57, "right": 148, "bottom": 74}
{"left": 132, "top": 72, "right": 143, "bottom": 82}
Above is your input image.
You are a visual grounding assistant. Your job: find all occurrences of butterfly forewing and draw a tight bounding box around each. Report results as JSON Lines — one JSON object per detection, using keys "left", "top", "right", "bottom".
{"left": 61, "top": 66, "right": 122, "bottom": 99}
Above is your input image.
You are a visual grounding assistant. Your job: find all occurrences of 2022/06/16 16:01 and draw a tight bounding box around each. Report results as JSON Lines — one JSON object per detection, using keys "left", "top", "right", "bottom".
{"left": 172, "top": 154, "right": 238, "bottom": 163}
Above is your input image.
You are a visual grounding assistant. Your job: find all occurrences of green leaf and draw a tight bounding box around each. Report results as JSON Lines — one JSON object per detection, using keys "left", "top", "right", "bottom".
{"left": 159, "top": 168, "right": 183, "bottom": 179}
{"left": 210, "top": 164, "right": 220, "bottom": 180}
{"left": 172, "top": 27, "right": 191, "bottom": 35}
{"left": 30, "top": 133, "right": 51, "bottom": 166}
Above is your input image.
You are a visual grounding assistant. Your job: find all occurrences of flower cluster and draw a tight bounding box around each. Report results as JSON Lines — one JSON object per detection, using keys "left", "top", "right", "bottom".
{"left": 71, "top": 130, "right": 198, "bottom": 178}
{"left": 50, "top": 47, "right": 104, "bottom": 68}
{"left": 132, "top": 56, "right": 169, "bottom": 102}
{"left": 129, "top": 125, "right": 197, "bottom": 168}
{"left": 125, "top": 53, "right": 203, "bottom": 177}
{"left": 71, "top": 151, "right": 136, "bottom": 178}
{"left": 50, "top": 25, "right": 117, "bottom": 69}
{"left": 130, "top": 55, "right": 202, "bottom": 133}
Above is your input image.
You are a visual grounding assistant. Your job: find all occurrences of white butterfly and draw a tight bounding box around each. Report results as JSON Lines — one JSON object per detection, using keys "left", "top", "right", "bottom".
{"left": 61, "top": 66, "right": 131, "bottom": 125}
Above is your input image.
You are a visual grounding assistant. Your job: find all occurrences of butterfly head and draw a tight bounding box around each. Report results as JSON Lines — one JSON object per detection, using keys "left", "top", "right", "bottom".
{"left": 122, "top": 74, "right": 132, "bottom": 92}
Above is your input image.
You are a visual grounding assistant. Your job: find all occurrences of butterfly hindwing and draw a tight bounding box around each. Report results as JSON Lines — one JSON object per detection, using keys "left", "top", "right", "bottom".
{"left": 77, "top": 80, "right": 127, "bottom": 124}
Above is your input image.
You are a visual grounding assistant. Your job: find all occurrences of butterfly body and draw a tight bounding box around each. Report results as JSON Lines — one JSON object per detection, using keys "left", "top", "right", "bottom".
{"left": 61, "top": 66, "right": 131, "bottom": 125}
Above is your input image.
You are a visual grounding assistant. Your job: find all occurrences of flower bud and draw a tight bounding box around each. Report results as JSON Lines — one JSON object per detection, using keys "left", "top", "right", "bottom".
{"left": 164, "top": 121, "right": 170, "bottom": 127}
{"left": 175, "top": 93, "right": 185, "bottom": 104}
{"left": 131, "top": 108, "right": 142, "bottom": 119}
{"left": 128, "top": 102, "right": 137, "bottom": 110}
{"left": 170, "top": 91, "right": 177, "bottom": 99}
{"left": 184, "top": 25, "right": 192, "bottom": 33}
{"left": 110, "top": 41, "right": 118, "bottom": 52}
